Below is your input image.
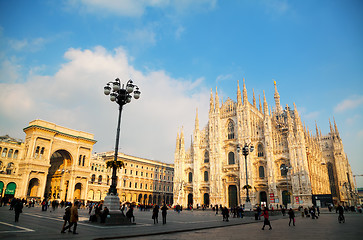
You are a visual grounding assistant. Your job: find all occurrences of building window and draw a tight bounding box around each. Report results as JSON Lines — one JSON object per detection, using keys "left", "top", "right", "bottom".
{"left": 140, "top": 183, "right": 142, "bottom": 189}
{"left": 146, "top": 173, "right": 148, "bottom": 177}
{"left": 7, "top": 149, "right": 13, "bottom": 158}
{"left": 98, "top": 175, "right": 102, "bottom": 184}
{"left": 188, "top": 172, "right": 193, "bottom": 183}
{"left": 145, "top": 184, "right": 148, "bottom": 189}
{"left": 13, "top": 150, "right": 18, "bottom": 159}
{"left": 130, "top": 170, "right": 132, "bottom": 175}
{"left": 79, "top": 155, "right": 82, "bottom": 165}
{"left": 91, "top": 174, "right": 95, "bottom": 183}
{"left": 228, "top": 120, "right": 235, "bottom": 139}
{"left": 204, "top": 171, "right": 209, "bottom": 181}
{"left": 257, "top": 144, "right": 264, "bottom": 157}
{"left": 125, "top": 169, "right": 127, "bottom": 174}
{"left": 259, "top": 166, "right": 265, "bottom": 178}
{"left": 6, "top": 162, "right": 14, "bottom": 174}
{"left": 228, "top": 152, "right": 235, "bottom": 165}
{"left": 129, "top": 182, "right": 132, "bottom": 188}
{"left": 151, "top": 173, "right": 153, "bottom": 178}
{"left": 141, "top": 172, "right": 143, "bottom": 176}
{"left": 136, "top": 171, "right": 138, "bottom": 176}
{"left": 204, "top": 151, "right": 209, "bottom": 163}
{"left": 135, "top": 183, "right": 137, "bottom": 188}
{"left": 82, "top": 156, "right": 85, "bottom": 166}
{"left": 124, "top": 180, "right": 126, "bottom": 187}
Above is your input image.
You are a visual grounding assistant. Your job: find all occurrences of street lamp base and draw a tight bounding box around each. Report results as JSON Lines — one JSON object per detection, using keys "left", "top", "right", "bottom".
{"left": 244, "top": 201, "right": 253, "bottom": 211}
{"left": 104, "top": 194, "right": 121, "bottom": 211}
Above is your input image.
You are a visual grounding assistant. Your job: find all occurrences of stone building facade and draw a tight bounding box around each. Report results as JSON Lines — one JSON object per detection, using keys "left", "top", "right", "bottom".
{"left": 0, "top": 120, "right": 173, "bottom": 205}
{"left": 173, "top": 80, "right": 355, "bottom": 208}
{"left": 89, "top": 152, "right": 174, "bottom": 205}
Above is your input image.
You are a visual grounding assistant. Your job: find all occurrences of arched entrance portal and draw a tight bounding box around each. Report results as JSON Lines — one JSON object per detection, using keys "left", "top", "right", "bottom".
{"left": 188, "top": 193, "right": 193, "bottom": 207}
{"left": 228, "top": 185, "right": 238, "bottom": 208}
{"left": 203, "top": 193, "right": 210, "bottom": 206}
{"left": 27, "top": 178, "right": 40, "bottom": 197}
{"left": 259, "top": 191, "right": 267, "bottom": 207}
{"left": 74, "top": 183, "right": 82, "bottom": 200}
{"left": 44, "top": 150, "right": 72, "bottom": 200}
{"left": 4, "top": 182, "right": 16, "bottom": 198}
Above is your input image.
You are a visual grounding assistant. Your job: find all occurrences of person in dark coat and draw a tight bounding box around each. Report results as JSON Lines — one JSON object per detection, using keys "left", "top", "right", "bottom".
{"left": 63, "top": 201, "right": 79, "bottom": 234}
{"left": 100, "top": 207, "right": 109, "bottom": 223}
{"left": 288, "top": 208, "right": 295, "bottom": 226}
{"left": 161, "top": 204, "right": 168, "bottom": 224}
{"left": 61, "top": 205, "right": 72, "bottom": 233}
{"left": 126, "top": 205, "right": 135, "bottom": 223}
{"left": 14, "top": 199, "right": 23, "bottom": 222}
{"left": 152, "top": 205, "right": 159, "bottom": 224}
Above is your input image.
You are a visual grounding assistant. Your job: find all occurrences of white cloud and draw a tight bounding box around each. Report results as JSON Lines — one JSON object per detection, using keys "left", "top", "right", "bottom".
{"left": 0, "top": 58, "right": 21, "bottom": 83}
{"left": 0, "top": 46, "right": 210, "bottom": 164}
{"left": 216, "top": 74, "right": 233, "bottom": 82}
{"left": 8, "top": 37, "right": 47, "bottom": 52}
{"left": 126, "top": 28, "right": 156, "bottom": 46}
{"left": 334, "top": 95, "right": 363, "bottom": 113}
{"left": 71, "top": 0, "right": 217, "bottom": 17}
{"left": 175, "top": 25, "right": 185, "bottom": 39}
{"left": 304, "top": 111, "right": 320, "bottom": 120}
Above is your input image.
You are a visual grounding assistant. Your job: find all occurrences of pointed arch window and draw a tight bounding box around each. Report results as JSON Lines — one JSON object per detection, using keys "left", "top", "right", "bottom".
{"left": 228, "top": 152, "right": 235, "bottom": 165}
{"left": 259, "top": 166, "right": 265, "bottom": 178}
{"left": 204, "top": 151, "right": 209, "bottom": 163}
{"left": 204, "top": 171, "right": 209, "bottom": 181}
{"left": 188, "top": 172, "right": 193, "bottom": 183}
{"left": 257, "top": 143, "right": 264, "bottom": 157}
{"left": 228, "top": 120, "right": 235, "bottom": 139}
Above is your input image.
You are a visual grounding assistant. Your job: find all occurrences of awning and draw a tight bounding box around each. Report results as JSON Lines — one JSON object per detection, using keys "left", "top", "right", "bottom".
{"left": 5, "top": 182, "right": 16, "bottom": 195}
{"left": 0, "top": 181, "right": 4, "bottom": 194}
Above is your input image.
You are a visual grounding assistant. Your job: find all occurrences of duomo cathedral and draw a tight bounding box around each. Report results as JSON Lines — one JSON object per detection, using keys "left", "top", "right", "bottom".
{"left": 173, "top": 80, "right": 355, "bottom": 208}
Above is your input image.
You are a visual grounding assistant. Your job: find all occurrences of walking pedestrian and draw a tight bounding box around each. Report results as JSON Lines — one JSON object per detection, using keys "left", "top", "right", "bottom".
{"left": 288, "top": 208, "right": 295, "bottom": 226}
{"left": 61, "top": 205, "right": 72, "bottom": 233}
{"left": 161, "top": 204, "right": 168, "bottom": 224}
{"left": 63, "top": 201, "right": 79, "bottom": 234}
{"left": 126, "top": 205, "right": 135, "bottom": 223}
{"left": 261, "top": 207, "right": 272, "bottom": 230}
{"left": 14, "top": 199, "right": 23, "bottom": 222}
{"left": 152, "top": 205, "right": 159, "bottom": 224}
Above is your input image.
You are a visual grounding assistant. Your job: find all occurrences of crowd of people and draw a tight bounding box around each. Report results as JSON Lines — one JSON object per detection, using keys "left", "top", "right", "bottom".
{"left": 2, "top": 196, "right": 362, "bottom": 235}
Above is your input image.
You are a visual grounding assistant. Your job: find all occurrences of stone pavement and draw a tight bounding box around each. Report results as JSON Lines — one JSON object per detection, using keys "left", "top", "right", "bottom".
{"left": 0, "top": 206, "right": 362, "bottom": 240}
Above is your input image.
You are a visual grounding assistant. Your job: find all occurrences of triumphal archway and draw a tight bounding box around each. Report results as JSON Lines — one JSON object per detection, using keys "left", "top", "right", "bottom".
{"left": 19, "top": 120, "right": 96, "bottom": 202}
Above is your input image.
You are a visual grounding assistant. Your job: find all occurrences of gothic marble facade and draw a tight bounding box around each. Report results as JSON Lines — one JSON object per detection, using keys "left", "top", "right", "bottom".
{"left": 173, "top": 80, "right": 355, "bottom": 208}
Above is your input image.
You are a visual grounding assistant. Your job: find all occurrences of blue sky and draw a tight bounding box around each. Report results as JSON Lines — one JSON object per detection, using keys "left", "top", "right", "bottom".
{"left": 0, "top": 0, "right": 362, "bottom": 186}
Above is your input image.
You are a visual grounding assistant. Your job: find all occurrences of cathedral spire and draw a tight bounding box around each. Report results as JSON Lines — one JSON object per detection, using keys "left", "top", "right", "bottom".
{"left": 180, "top": 126, "right": 185, "bottom": 148}
{"left": 237, "top": 80, "right": 242, "bottom": 107}
{"left": 253, "top": 89, "right": 256, "bottom": 107}
{"left": 195, "top": 108, "right": 199, "bottom": 130}
{"left": 215, "top": 87, "right": 220, "bottom": 110}
{"left": 333, "top": 117, "right": 340, "bottom": 137}
{"left": 263, "top": 90, "right": 269, "bottom": 116}
{"left": 175, "top": 131, "right": 180, "bottom": 152}
{"left": 329, "top": 118, "right": 334, "bottom": 133}
{"left": 293, "top": 102, "right": 303, "bottom": 130}
{"left": 243, "top": 78, "right": 248, "bottom": 105}
{"left": 209, "top": 89, "right": 214, "bottom": 113}
{"left": 274, "top": 80, "right": 282, "bottom": 113}
{"left": 315, "top": 121, "right": 320, "bottom": 138}
{"left": 259, "top": 94, "right": 262, "bottom": 113}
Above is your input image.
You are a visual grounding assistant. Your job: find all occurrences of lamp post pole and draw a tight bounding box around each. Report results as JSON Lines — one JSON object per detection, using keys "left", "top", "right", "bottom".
{"left": 240, "top": 143, "right": 254, "bottom": 205}
{"left": 103, "top": 78, "right": 140, "bottom": 208}
{"left": 280, "top": 165, "right": 292, "bottom": 208}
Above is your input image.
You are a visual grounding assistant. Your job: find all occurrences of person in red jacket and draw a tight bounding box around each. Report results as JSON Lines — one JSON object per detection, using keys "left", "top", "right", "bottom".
{"left": 261, "top": 207, "right": 272, "bottom": 230}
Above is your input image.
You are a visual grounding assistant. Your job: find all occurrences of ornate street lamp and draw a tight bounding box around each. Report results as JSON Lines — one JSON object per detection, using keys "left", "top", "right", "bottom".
{"left": 103, "top": 78, "right": 140, "bottom": 210}
{"left": 280, "top": 164, "right": 292, "bottom": 207}
{"left": 238, "top": 143, "right": 254, "bottom": 204}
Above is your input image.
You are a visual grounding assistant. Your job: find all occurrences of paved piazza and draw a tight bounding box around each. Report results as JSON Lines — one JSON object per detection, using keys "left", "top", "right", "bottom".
{"left": 0, "top": 206, "right": 362, "bottom": 240}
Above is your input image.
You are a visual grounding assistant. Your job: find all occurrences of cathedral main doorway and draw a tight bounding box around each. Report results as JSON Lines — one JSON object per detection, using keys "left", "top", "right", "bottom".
{"left": 282, "top": 190, "right": 291, "bottom": 207}
{"left": 44, "top": 150, "right": 72, "bottom": 200}
{"left": 203, "top": 193, "right": 210, "bottom": 206}
{"left": 188, "top": 193, "right": 193, "bottom": 206}
{"left": 228, "top": 185, "right": 238, "bottom": 207}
